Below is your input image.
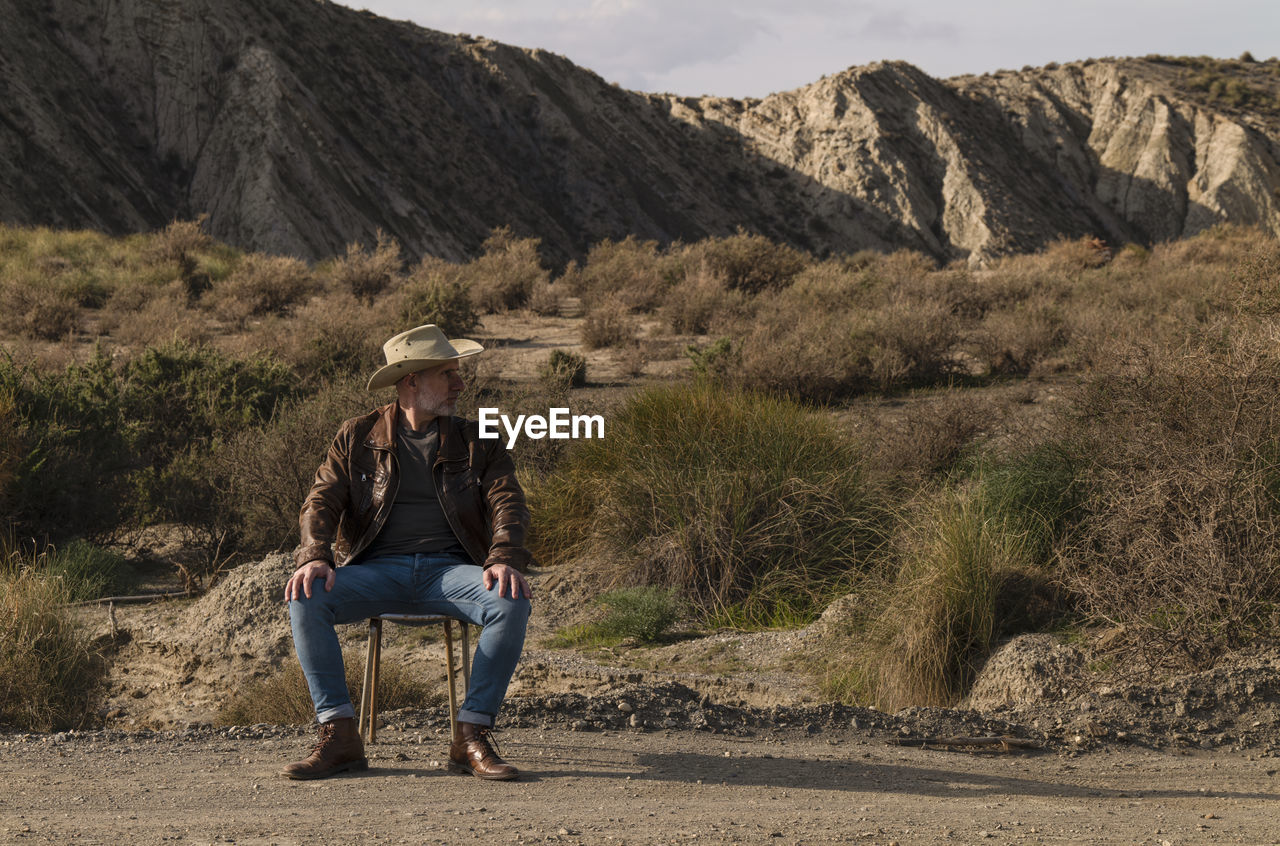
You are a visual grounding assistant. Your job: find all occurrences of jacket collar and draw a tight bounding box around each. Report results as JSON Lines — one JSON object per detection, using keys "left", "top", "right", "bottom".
{"left": 365, "top": 401, "right": 399, "bottom": 450}
{"left": 364, "top": 401, "right": 466, "bottom": 460}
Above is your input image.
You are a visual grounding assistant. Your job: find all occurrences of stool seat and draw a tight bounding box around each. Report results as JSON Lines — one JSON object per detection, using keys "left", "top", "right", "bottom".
{"left": 358, "top": 614, "right": 471, "bottom": 743}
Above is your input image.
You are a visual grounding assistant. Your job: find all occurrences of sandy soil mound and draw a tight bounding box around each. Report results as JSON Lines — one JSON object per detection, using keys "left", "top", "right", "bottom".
{"left": 964, "top": 634, "right": 1088, "bottom": 711}
{"left": 94, "top": 555, "right": 298, "bottom": 728}
{"left": 175, "top": 553, "right": 294, "bottom": 660}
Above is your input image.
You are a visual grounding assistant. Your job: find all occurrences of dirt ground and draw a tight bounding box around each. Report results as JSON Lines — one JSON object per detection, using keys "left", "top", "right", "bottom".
{"left": 4, "top": 722, "right": 1279, "bottom": 845}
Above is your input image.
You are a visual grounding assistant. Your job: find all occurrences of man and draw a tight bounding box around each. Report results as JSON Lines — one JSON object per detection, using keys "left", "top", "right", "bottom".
{"left": 282, "top": 324, "right": 532, "bottom": 781}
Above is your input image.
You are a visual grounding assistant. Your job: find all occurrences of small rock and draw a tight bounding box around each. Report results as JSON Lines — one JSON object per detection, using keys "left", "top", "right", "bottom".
{"left": 617, "top": 702, "right": 634, "bottom": 714}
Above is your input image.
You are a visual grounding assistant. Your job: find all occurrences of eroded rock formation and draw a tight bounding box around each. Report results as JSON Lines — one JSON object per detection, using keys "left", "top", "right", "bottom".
{"left": 2, "top": 0, "right": 1277, "bottom": 264}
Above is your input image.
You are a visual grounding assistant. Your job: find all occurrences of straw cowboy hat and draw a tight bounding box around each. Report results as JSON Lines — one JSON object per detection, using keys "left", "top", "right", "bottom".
{"left": 366, "top": 324, "right": 484, "bottom": 391}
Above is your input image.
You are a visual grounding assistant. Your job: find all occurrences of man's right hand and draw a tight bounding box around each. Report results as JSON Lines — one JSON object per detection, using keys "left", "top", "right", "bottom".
{"left": 285, "top": 559, "right": 335, "bottom": 601}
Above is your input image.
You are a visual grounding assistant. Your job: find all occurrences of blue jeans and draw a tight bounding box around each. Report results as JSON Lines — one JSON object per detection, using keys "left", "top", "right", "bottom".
{"left": 288, "top": 553, "right": 530, "bottom": 726}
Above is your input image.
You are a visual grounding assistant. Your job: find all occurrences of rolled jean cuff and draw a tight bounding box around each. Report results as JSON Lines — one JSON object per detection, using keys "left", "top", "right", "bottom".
{"left": 317, "top": 702, "right": 356, "bottom": 723}
{"left": 457, "top": 709, "right": 493, "bottom": 727}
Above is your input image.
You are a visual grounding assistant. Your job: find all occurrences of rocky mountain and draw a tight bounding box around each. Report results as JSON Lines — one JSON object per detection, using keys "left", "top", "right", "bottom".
{"left": 3, "top": 0, "right": 1279, "bottom": 265}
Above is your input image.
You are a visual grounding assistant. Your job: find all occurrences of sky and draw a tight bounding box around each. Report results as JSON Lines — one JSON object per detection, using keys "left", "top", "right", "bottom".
{"left": 337, "top": 0, "right": 1280, "bottom": 99}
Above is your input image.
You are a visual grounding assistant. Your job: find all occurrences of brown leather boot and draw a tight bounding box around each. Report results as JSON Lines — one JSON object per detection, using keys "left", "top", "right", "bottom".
{"left": 280, "top": 718, "right": 368, "bottom": 780}
{"left": 449, "top": 721, "right": 518, "bottom": 780}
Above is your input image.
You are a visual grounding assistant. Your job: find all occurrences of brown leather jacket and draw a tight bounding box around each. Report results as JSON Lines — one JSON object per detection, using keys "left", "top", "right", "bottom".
{"left": 295, "top": 402, "right": 531, "bottom": 572}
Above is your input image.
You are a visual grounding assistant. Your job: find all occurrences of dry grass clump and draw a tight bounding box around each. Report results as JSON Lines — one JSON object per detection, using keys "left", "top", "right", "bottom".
{"left": 532, "top": 381, "right": 882, "bottom": 625}
{"left": 580, "top": 296, "right": 636, "bottom": 349}
{"left": 836, "top": 445, "right": 1077, "bottom": 709}
{"left": 216, "top": 647, "right": 440, "bottom": 726}
{"left": 0, "top": 551, "right": 105, "bottom": 731}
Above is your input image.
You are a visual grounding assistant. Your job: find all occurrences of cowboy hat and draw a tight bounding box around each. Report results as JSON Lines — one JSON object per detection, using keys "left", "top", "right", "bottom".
{"left": 366, "top": 324, "right": 483, "bottom": 391}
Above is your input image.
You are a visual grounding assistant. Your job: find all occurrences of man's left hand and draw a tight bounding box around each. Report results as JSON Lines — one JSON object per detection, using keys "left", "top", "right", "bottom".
{"left": 483, "top": 564, "right": 532, "bottom": 600}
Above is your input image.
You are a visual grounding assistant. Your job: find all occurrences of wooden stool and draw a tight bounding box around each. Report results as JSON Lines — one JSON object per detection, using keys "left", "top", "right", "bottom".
{"left": 358, "top": 614, "right": 471, "bottom": 743}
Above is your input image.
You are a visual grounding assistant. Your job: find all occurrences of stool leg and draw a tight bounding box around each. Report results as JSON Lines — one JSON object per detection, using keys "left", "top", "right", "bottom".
{"left": 460, "top": 623, "right": 471, "bottom": 695}
{"left": 370, "top": 617, "right": 382, "bottom": 743}
{"left": 444, "top": 619, "right": 458, "bottom": 737}
{"left": 359, "top": 619, "right": 376, "bottom": 742}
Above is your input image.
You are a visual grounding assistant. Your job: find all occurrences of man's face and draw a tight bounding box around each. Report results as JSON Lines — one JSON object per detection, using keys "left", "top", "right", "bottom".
{"left": 403, "top": 361, "right": 465, "bottom": 419}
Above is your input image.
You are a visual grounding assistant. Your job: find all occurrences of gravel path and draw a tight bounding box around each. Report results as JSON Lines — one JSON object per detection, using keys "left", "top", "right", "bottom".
{"left": 4, "top": 722, "right": 1278, "bottom": 845}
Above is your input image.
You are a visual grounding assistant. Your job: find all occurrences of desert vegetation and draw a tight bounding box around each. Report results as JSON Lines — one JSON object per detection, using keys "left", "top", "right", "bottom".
{"left": 3, "top": 219, "right": 1280, "bottom": 728}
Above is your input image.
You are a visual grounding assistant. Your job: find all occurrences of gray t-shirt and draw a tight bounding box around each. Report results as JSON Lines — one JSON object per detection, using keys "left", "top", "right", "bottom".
{"left": 360, "top": 420, "right": 466, "bottom": 560}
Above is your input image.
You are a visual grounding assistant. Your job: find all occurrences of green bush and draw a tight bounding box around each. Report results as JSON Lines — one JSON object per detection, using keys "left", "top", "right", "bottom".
{"left": 550, "top": 586, "right": 685, "bottom": 646}
{"left": 210, "top": 378, "right": 371, "bottom": 557}
{"left": 533, "top": 381, "right": 881, "bottom": 624}
{"left": 538, "top": 349, "right": 587, "bottom": 388}
{"left": 40, "top": 539, "right": 135, "bottom": 602}
{"left": 1, "top": 347, "right": 135, "bottom": 541}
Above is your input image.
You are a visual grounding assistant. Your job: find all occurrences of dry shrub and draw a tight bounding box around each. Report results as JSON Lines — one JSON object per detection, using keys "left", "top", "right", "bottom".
{"left": 864, "top": 390, "right": 997, "bottom": 485}
{"left": 866, "top": 291, "right": 961, "bottom": 390}
{"left": 399, "top": 263, "right": 479, "bottom": 337}
{"left": 1061, "top": 331, "right": 1280, "bottom": 670}
{"left": 461, "top": 227, "right": 548, "bottom": 312}
{"left": 1035, "top": 237, "right": 1112, "bottom": 272}
{"left": 574, "top": 236, "right": 678, "bottom": 311}
{"left": 271, "top": 292, "right": 398, "bottom": 382}
{"left": 0, "top": 282, "right": 79, "bottom": 340}
{"left": 661, "top": 263, "right": 747, "bottom": 334}
{"left": 107, "top": 280, "right": 211, "bottom": 348}
{"left": 976, "top": 297, "right": 1070, "bottom": 376}
{"left": 204, "top": 254, "right": 317, "bottom": 328}
{"left": 1159, "top": 223, "right": 1262, "bottom": 268}
{"left": 148, "top": 217, "right": 213, "bottom": 263}
{"left": 329, "top": 230, "right": 402, "bottom": 304}
{"left": 682, "top": 231, "right": 807, "bottom": 295}
{"left": 526, "top": 279, "right": 562, "bottom": 316}
{"left": 861, "top": 249, "right": 937, "bottom": 287}
{"left": 580, "top": 296, "right": 635, "bottom": 349}
{"left": 210, "top": 376, "right": 372, "bottom": 556}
